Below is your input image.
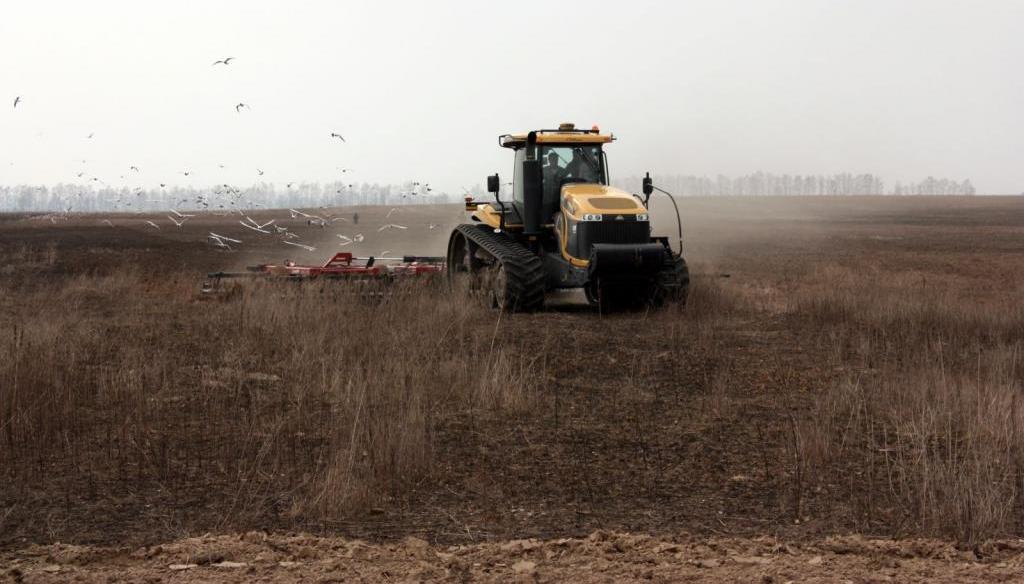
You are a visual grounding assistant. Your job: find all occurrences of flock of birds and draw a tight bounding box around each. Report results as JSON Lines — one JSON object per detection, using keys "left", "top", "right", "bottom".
{"left": 10, "top": 55, "right": 445, "bottom": 257}
{"left": 150, "top": 204, "right": 439, "bottom": 256}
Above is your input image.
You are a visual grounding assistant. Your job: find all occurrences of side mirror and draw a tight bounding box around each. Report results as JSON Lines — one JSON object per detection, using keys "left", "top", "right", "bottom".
{"left": 487, "top": 174, "right": 500, "bottom": 195}
{"left": 642, "top": 172, "right": 654, "bottom": 197}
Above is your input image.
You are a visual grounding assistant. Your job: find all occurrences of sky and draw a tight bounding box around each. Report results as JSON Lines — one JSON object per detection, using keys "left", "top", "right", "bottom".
{"left": 1, "top": 0, "right": 1022, "bottom": 195}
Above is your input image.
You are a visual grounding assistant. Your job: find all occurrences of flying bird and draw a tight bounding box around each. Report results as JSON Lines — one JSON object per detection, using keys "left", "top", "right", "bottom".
{"left": 256, "top": 168, "right": 264, "bottom": 176}
{"left": 144, "top": 220, "right": 161, "bottom": 230}
{"left": 168, "top": 215, "right": 188, "bottom": 228}
{"left": 377, "top": 223, "right": 408, "bottom": 232}
{"left": 209, "top": 232, "right": 241, "bottom": 245}
{"left": 240, "top": 221, "right": 270, "bottom": 234}
{"left": 330, "top": 133, "right": 345, "bottom": 142}
{"left": 283, "top": 240, "right": 316, "bottom": 252}
{"left": 386, "top": 208, "right": 399, "bottom": 218}
{"left": 235, "top": 103, "right": 249, "bottom": 112}
{"left": 244, "top": 216, "right": 274, "bottom": 229}
{"left": 212, "top": 57, "right": 236, "bottom": 66}
{"left": 86, "top": 133, "right": 94, "bottom": 139}
{"left": 129, "top": 166, "right": 139, "bottom": 172}
{"left": 13, "top": 96, "right": 21, "bottom": 109}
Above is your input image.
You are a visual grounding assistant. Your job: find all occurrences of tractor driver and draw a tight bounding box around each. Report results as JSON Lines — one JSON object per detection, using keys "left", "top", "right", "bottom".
{"left": 543, "top": 151, "right": 565, "bottom": 184}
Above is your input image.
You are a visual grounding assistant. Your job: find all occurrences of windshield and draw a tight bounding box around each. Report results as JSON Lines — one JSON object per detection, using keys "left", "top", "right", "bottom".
{"left": 540, "top": 144, "right": 607, "bottom": 187}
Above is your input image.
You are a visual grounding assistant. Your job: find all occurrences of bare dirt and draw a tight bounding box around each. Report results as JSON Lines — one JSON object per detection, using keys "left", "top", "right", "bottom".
{"left": 2, "top": 196, "right": 1024, "bottom": 582}
{"left": 6, "top": 530, "right": 1024, "bottom": 583}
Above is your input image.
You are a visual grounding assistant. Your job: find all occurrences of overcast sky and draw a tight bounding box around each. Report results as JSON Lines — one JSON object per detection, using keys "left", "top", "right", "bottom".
{"left": 2, "top": 1, "right": 1022, "bottom": 194}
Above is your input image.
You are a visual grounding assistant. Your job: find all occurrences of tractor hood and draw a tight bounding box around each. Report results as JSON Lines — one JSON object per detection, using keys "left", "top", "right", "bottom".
{"left": 561, "top": 184, "right": 646, "bottom": 218}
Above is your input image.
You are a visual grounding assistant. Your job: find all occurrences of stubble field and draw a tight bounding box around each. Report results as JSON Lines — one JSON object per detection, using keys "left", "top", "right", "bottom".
{"left": 2, "top": 195, "right": 1024, "bottom": 582}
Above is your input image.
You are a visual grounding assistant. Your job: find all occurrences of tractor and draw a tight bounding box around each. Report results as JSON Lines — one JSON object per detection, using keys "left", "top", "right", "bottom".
{"left": 448, "top": 123, "right": 688, "bottom": 311}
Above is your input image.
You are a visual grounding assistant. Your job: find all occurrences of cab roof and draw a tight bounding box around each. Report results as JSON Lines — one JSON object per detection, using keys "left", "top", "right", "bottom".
{"left": 499, "top": 124, "right": 614, "bottom": 149}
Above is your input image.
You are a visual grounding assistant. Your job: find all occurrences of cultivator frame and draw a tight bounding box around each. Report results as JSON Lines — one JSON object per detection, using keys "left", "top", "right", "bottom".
{"left": 202, "top": 252, "right": 444, "bottom": 293}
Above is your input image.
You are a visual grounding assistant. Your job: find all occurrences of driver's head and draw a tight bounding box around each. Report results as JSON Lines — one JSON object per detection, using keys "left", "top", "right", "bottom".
{"left": 546, "top": 152, "right": 559, "bottom": 166}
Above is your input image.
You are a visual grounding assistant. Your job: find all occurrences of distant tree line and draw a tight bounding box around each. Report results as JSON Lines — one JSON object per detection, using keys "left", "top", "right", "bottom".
{"left": 613, "top": 173, "right": 975, "bottom": 196}
{"left": 0, "top": 172, "right": 978, "bottom": 212}
{"left": 0, "top": 181, "right": 465, "bottom": 213}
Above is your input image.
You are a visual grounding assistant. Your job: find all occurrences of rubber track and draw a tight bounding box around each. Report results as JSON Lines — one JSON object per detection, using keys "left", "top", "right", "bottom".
{"left": 453, "top": 224, "right": 546, "bottom": 312}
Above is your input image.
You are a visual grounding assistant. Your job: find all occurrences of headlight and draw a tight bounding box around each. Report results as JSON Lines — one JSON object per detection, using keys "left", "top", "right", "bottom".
{"left": 636, "top": 213, "right": 649, "bottom": 221}
{"left": 581, "top": 213, "right": 602, "bottom": 222}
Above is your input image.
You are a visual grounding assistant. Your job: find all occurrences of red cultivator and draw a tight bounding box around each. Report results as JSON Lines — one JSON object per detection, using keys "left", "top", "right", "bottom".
{"left": 202, "top": 252, "right": 445, "bottom": 293}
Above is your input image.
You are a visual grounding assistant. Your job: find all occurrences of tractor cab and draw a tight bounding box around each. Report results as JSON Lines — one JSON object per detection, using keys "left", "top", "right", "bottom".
{"left": 471, "top": 123, "right": 650, "bottom": 267}
{"left": 497, "top": 124, "right": 612, "bottom": 230}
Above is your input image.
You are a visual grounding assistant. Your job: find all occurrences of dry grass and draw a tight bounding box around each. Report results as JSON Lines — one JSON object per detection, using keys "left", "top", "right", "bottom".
{"left": 0, "top": 255, "right": 541, "bottom": 531}
{"left": 5, "top": 196, "right": 1024, "bottom": 547}
{"left": 792, "top": 264, "right": 1024, "bottom": 543}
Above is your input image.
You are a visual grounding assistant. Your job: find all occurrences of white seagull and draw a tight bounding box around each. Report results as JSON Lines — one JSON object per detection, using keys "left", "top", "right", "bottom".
{"left": 208, "top": 232, "right": 241, "bottom": 244}
{"left": 244, "top": 216, "right": 275, "bottom": 229}
{"left": 239, "top": 221, "right": 270, "bottom": 234}
{"left": 283, "top": 241, "right": 315, "bottom": 252}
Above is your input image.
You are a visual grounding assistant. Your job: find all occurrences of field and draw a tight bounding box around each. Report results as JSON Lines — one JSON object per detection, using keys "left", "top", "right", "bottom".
{"left": 2, "top": 196, "right": 1024, "bottom": 582}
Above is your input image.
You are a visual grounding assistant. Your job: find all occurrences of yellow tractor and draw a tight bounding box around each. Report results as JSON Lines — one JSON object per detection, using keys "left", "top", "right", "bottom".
{"left": 448, "top": 123, "right": 689, "bottom": 311}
